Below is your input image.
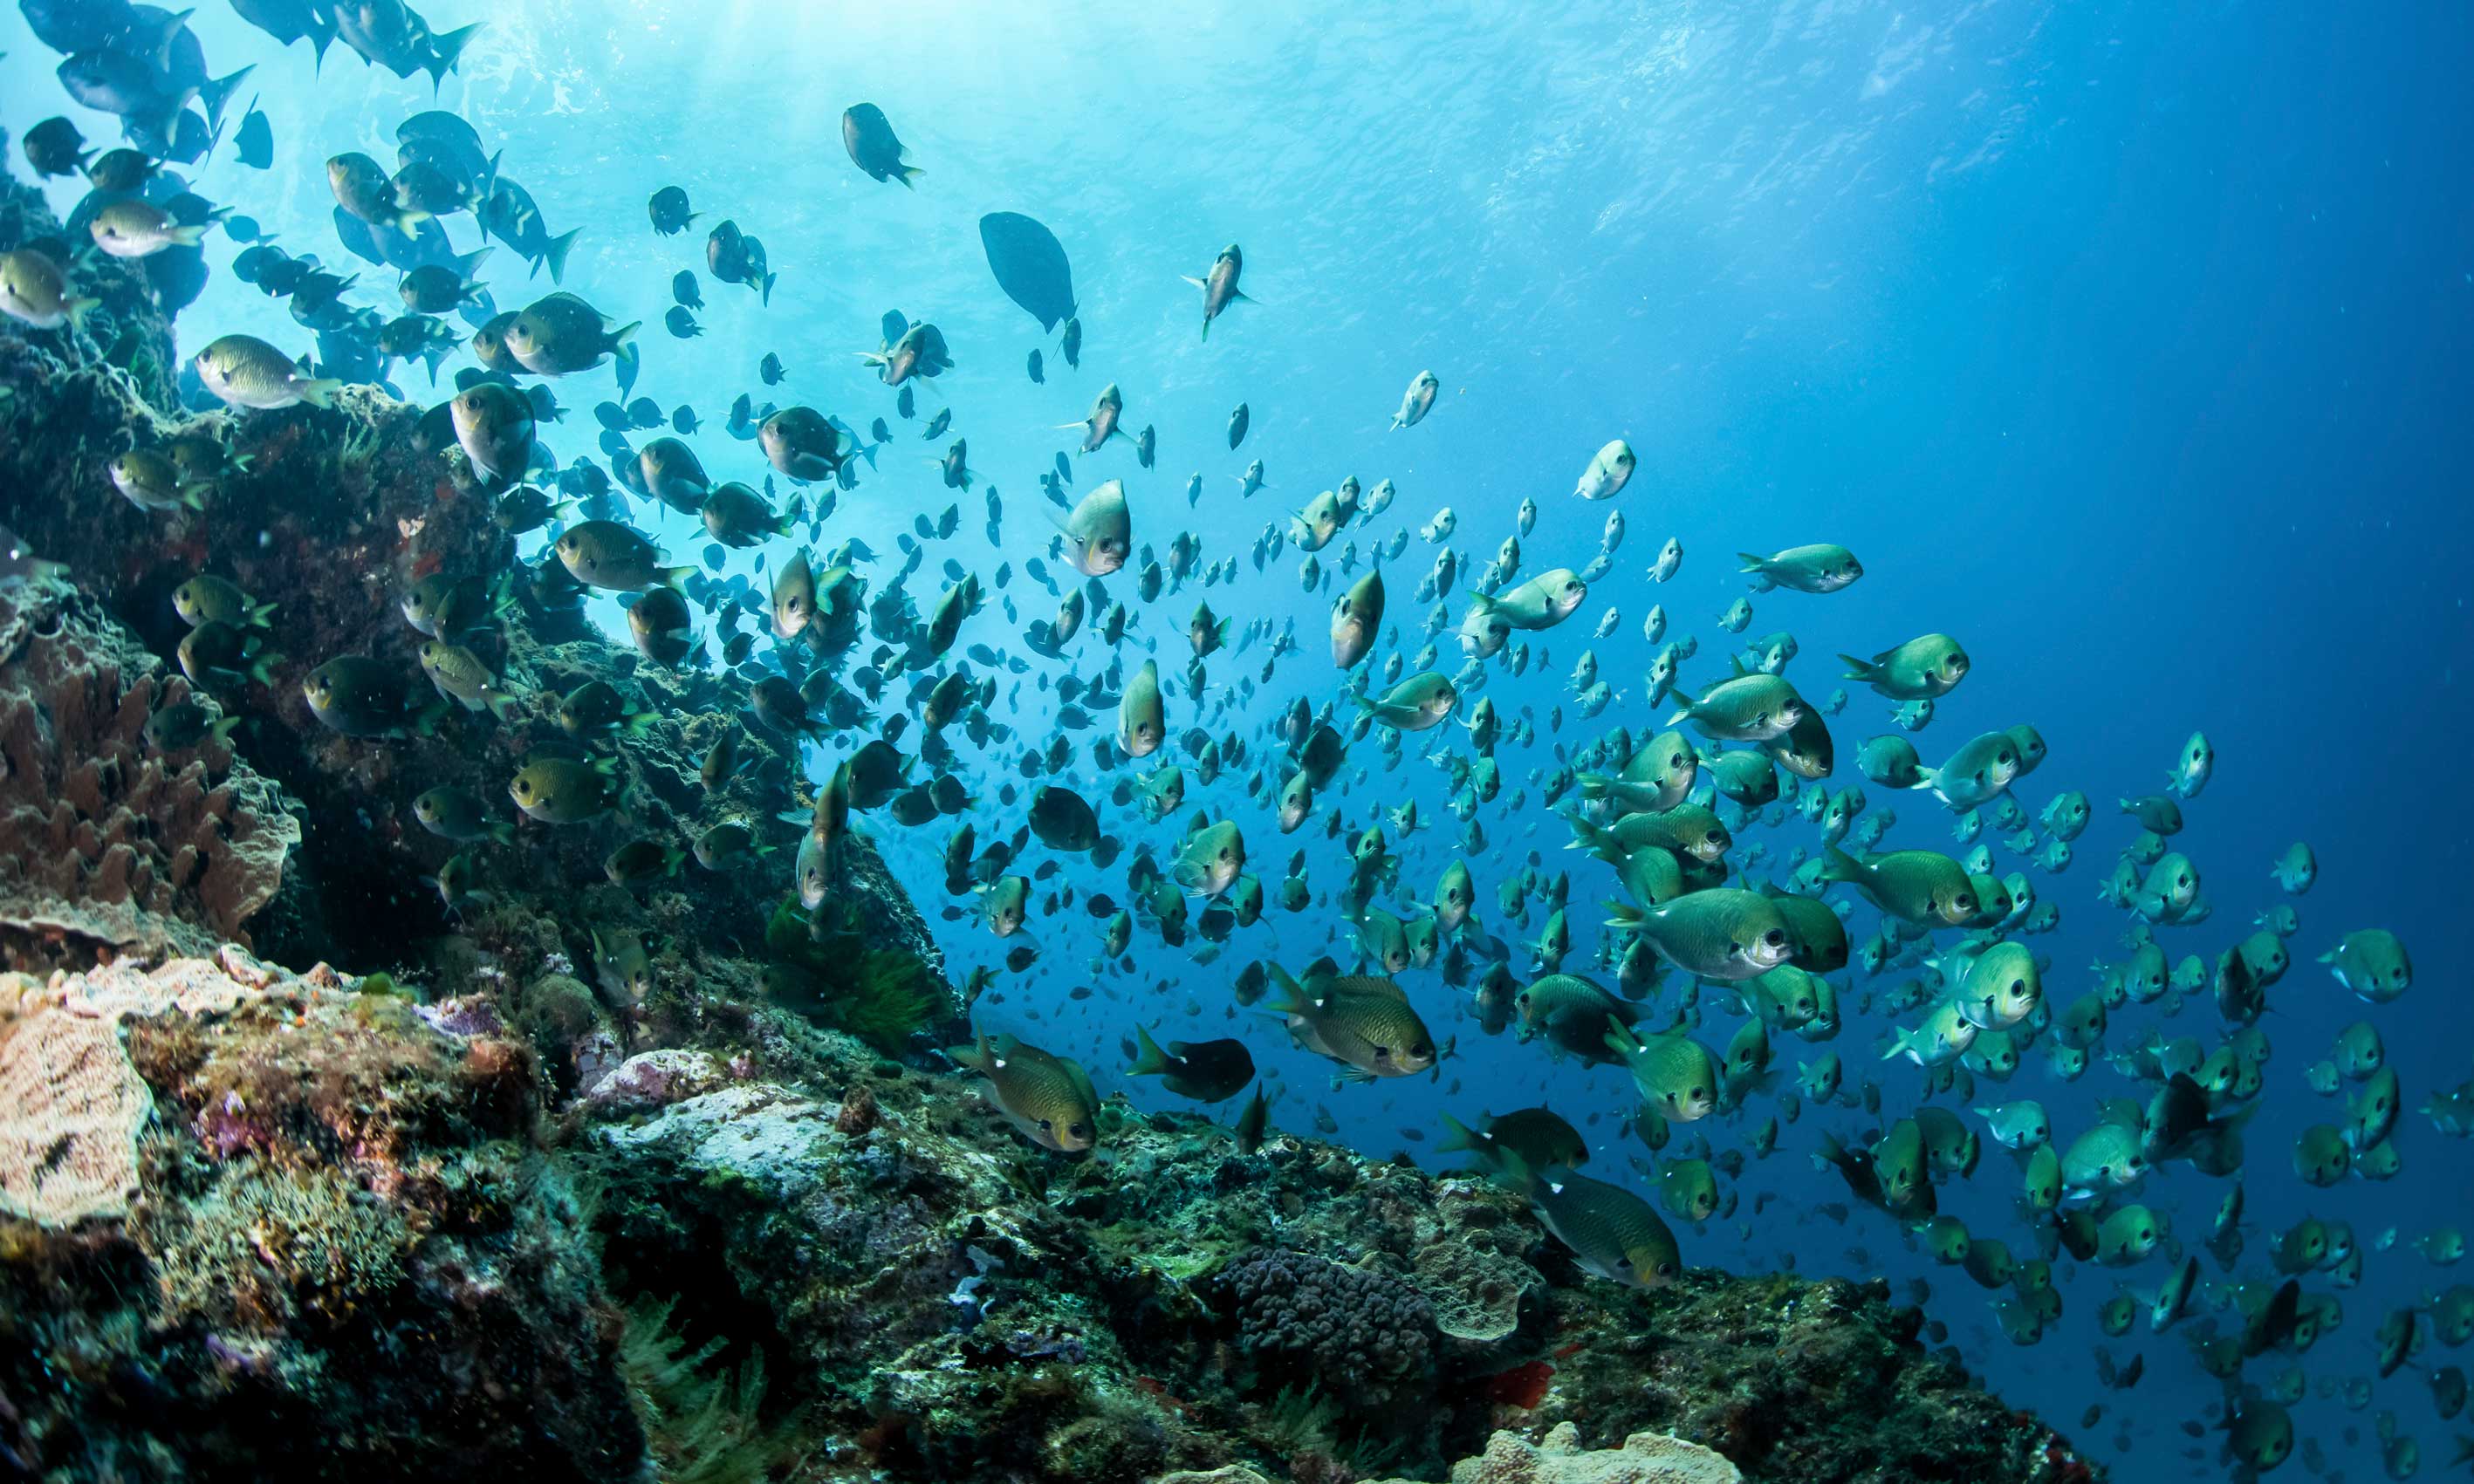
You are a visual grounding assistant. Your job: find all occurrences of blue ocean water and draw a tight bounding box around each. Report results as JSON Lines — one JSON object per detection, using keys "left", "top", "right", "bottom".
{"left": 6, "top": 3, "right": 2471, "bottom": 1480}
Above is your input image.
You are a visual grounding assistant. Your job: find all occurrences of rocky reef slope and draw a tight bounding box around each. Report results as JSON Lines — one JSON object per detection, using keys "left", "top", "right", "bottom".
{"left": 0, "top": 168, "right": 2092, "bottom": 1483}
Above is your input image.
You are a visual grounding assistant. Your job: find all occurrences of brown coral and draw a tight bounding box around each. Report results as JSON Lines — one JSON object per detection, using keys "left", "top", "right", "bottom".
{"left": 0, "top": 576, "right": 298, "bottom": 966}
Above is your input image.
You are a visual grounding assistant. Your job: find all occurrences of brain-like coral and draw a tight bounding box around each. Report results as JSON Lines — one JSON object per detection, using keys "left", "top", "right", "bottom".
{"left": 1221, "top": 1248, "right": 1439, "bottom": 1408}
{"left": 0, "top": 576, "right": 298, "bottom": 963}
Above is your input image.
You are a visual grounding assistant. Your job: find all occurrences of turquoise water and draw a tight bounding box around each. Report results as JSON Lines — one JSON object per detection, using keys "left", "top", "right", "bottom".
{"left": 7, "top": 2, "right": 2471, "bottom": 1479}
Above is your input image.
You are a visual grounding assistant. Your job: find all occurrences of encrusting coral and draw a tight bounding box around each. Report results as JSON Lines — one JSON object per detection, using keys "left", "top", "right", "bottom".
{"left": 0, "top": 982, "right": 152, "bottom": 1227}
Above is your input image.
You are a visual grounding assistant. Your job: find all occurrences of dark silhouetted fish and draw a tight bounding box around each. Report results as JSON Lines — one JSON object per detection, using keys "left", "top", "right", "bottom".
{"left": 979, "top": 212, "right": 1077, "bottom": 332}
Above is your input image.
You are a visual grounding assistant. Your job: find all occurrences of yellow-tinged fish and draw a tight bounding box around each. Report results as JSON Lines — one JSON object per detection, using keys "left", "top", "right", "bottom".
{"left": 1265, "top": 963, "right": 1436, "bottom": 1079}
{"left": 951, "top": 1029, "right": 1100, "bottom": 1152}
{"left": 1499, "top": 1150, "right": 1682, "bottom": 1289}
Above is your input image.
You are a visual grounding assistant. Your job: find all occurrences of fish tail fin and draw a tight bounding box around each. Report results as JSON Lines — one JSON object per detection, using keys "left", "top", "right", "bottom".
{"left": 410, "top": 698, "right": 451, "bottom": 738}
{"left": 207, "top": 714, "right": 244, "bottom": 746}
{"left": 199, "top": 64, "right": 255, "bottom": 125}
{"left": 428, "top": 23, "right": 483, "bottom": 85}
{"left": 762, "top": 271, "right": 778, "bottom": 306}
{"left": 483, "top": 687, "right": 524, "bottom": 722}
{"left": 948, "top": 1026, "right": 993, "bottom": 1074}
{"left": 245, "top": 650, "right": 284, "bottom": 687}
{"left": 658, "top": 564, "right": 696, "bottom": 592}
{"left": 488, "top": 820, "right": 517, "bottom": 848}
{"left": 896, "top": 166, "right": 924, "bottom": 188}
{"left": 1493, "top": 1146, "right": 1543, "bottom": 1198}
{"left": 168, "top": 223, "right": 209, "bottom": 248}
{"left": 1263, "top": 963, "right": 1312, "bottom": 1016}
{"left": 65, "top": 296, "right": 100, "bottom": 332}
{"left": 298, "top": 378, "right": 343, "bottom": 408}
{"left": 1602, "top": 1020, "right": 1645, "bottom": 1063}
{"left": 1128, "top": 1024, "right": 1172, "bottom": 1077}
{"left": 543, "top": 228, "right": 581, "bottom": 284}
{"left": 1435, "top": 1113, "right": 1487, "bottom": 1156}
{"left": 1602, "top": 899, "right": 1643, "bottom": 929}
{"left": 1837, "top": 653, "right": 1881, "bottom": 684}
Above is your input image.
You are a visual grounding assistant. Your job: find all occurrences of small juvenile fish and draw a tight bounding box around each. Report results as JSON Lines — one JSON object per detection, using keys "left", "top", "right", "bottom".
{"left": 1391, "top": 369, "right": 1440, "bottom": 430}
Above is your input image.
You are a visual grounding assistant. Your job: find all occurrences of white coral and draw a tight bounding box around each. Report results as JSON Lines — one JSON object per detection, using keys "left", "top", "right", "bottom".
{"left": 1363, "top": 1426, "right": 1743, "bottom": 1484}
{"left": 0, "top": 1005, "right": 152, "bottom": 1227}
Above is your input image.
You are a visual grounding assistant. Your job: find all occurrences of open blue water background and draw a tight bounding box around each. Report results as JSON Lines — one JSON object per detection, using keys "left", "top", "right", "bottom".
{"left": 6, "top": 3, "right": 2471, "bottom": 1477}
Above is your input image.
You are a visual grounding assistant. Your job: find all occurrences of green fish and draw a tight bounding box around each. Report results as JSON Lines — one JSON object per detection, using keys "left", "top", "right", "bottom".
{"left": 554, "top": 520, "right": 693, "bottom": 592}
{"left": 1738, "top": 544, "right": 1862, "bottom": 594}
{"left": 1604, "top": 1022, "right": 1720, "bottom": 1123}
{"left": 1355, "top": 672, "right": 1457, "bottom": 731}
{"left": 510, "top": 755, "right": 625, "bottom": 824}
{"left": 1265, "top": 964, "right": 1437, "bottom": 1079}
{"left": 1120, "top": 660, "right": 1165, "bottom": 756}
{"left": 1435, "top": 1107, "right": 1587, "bottom": 1172}
{"left": 414, "top": 785, "right": 514, "bottom": 846}
{"left": 1664, "top": 671, "right": 1805, "bottom": 742}
{"left": 1466, "top": 568, "right": 1587, "bottom": 631}
{"left": 1501, "top": 1152, "right": 1682, "bottom": 1289}
{"left": 2321, "top": 928, "right": 2410, "bottom": 1003}
{"left": 1658, "top": 1159, "right": 1718, "bottom": 1222}
{"left": 1607, "top": 888, "right": 1792, "bottom": 981}
{"left": 1816, "top": 845, "right": 1976, "bottom": 926}
{"left": 1839, "top": 633, "right": 1969, "bottom": 700}
{"left": 952, "top": 1029, "right": 1100, "bottom": 1152}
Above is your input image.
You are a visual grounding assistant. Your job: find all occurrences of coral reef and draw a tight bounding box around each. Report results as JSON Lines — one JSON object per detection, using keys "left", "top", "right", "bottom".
{"left": 0, "top": 951, "right": 642, "bottom": 1480}
{"left": 0, "top": 168, "right": 954, "bottom": 1029}
{"left": 580, "top": 1047, "right": 2090, "bottom": 1484}
{"left": 0, "top": 162, "right": 2091, "bottom": 1484}
{"left": 0, "top": 575, "right": 300, "bottom": 966}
